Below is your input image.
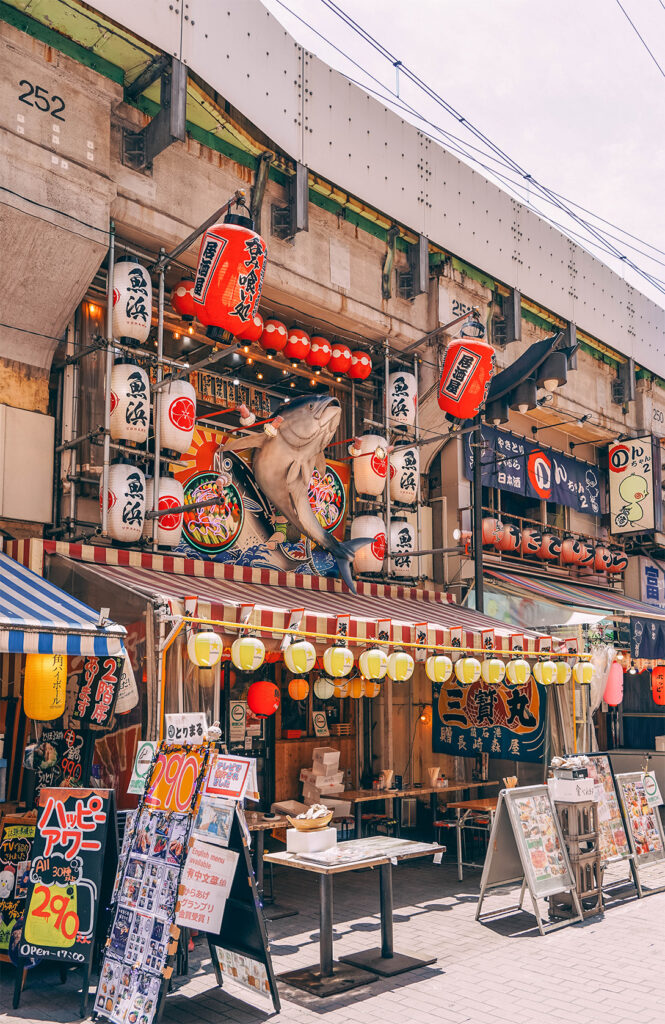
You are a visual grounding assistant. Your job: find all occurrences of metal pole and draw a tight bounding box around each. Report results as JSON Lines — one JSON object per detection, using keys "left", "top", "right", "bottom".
{"left": 150, "top": 189, "right": 245, "bottom": 271}
{"left": 384, "top": 342, "right": 391, "bottom": 577}
{"left": 101, "top": 225, "right": 115, "bottom": 536}
{"left": 319, "top": 874, "right": 334, "bottom": 977}
{"left": 414, "top": 354, "right": 422, "bottom": 580}
{"left": 472, "top": 415, "right": 484, "bottom": 613}
{"left": 379, "top": 863, "right": 394, "bottom": 958}
{"left": 152, "top": 255, "right": 165, "bottom": 549}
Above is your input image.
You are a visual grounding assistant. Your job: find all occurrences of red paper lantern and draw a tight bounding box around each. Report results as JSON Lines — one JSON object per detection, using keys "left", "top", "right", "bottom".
{"left": 259, "top": 319, "right": 288, "bottom": 352}
{"left": 192, "top": 213, "right": 267, "bottom": 339}
{"left": 482, "top": 518, "right": 503, "bottom": 545}
{"left": 562, "top": 536, "right": 584, "bottom": 565}
{"left": 348, "top": 351, "right": 372, "bottom": 380}
{"left": 437, "top": 338, "right": 495, "bottom": 419}
{"left": 538, "top": 533, "right": 561, "bottom": 560}
{"left": 284, "top": 328, "right": 311, "bottom": 361}
{"left": 607, "top": 549, "right": 628, "bottom": 573}
{"left": 652, "top": 665, "right": 665, "bottom": 705}
{"left": 577, "top": 540, "right": 595, "bottom": 567}
{"left": 594, "top": 546, "right": 612, "bottom": 572}
{"left": 171, "top": 279, "right": 196, "bottom": 321}
{"left": 247, "top": 679, "right": 281, "bottom": 718}
{"left": 603, "top": 662, "right": 624, "bottom": 706}
{"left": 236, "top": 312, "right": 264, "bottom": 343}
{"left": 329, "top": 343, "right": 352, "bottom": 374}
{"left": 307, "top": 337, "right": 332, "bottom": 367}
{"left": 522, "top": 528, "right": 542, "bottom": 556}
{"left": 497, "top": 523, "right": 521, "bottom": 552}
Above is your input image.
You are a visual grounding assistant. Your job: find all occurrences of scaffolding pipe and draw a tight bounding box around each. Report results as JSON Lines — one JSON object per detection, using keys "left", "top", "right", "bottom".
{"left": 152, "top": 255, "right": 165, "bottom": 550}
{"left": 414, "top": 354, "right": 422, "bottom": 580}
{"left": 101, "top": 226, "right": 115, "bottom": 536}
{"left": 150, "top": 189, "right": 246, "bottom": 271}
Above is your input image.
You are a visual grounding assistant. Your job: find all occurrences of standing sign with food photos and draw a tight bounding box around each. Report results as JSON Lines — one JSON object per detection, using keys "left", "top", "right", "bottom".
{"left": 614, "top": 772, "right": 665, "bottom": 896}
{"left": 580, "top": 753, "right": 631, "bottom": 863}
{"left": 0, "top": 813, "right": 36, "bottom": 960}
{"left": 476, "top": 786, "right": 582, "bottom": 935}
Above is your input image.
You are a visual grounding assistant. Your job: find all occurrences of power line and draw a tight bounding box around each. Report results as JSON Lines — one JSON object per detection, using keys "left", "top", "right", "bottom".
{"left": 614, "top": 0, "right": 665, "bottom": 79}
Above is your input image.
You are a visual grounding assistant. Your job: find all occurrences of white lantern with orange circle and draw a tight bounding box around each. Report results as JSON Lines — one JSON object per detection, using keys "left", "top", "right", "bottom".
{"left": 386, "top": 650, "right": 414, "bottom": 682}
{"left": 284, "top": 640, "right": 317, "bottom": 675}
{"left": 160, "top": 379, "right": 196, "bottom": 454}
{"left": 350, "top": 516, "right": 385, "bottom": 573}
{"left": 231, "top": 635, "right": 265, "bottom": 672}
{"left": 425, "top": 655, "right": 453, "bottom": 683}
{"left": 454, "top": 657, "right": 481, "bottom": 685}
{"left": 480, "top": 657, "right": 506, "bottom": 686}
{"left": 322, "top": 646, "right": 354, "bottom": 678}
{"left": 358, "top": 648, "right": 388, "bottom": 680}
{"left": 143, "top": 475, "right": 184, "bottom": 546}
{"left": 506, "top": 658, "right": 531, "bottom": 686}
{"left": 188, "top": 630, "right": 223, "bottom": 668}
{"left": 353, "top": 433, "right": 388, "bottom": 497}
{"left": 533, "top": 660, "right": 557, "bottom": 686}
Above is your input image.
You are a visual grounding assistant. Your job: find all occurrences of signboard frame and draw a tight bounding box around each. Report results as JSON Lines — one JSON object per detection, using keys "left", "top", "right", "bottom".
{"left": 0, "top": 811, "right": 36, "bottom": 963}
{"left": 614, "top": 771, "right": 665, "bottom": 897}
{"left": 607, "top": 434, "right": 662, "bottom": 535}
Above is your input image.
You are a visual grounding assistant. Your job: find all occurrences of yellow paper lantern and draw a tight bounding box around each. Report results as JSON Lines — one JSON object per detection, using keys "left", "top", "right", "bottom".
{"left": 322, "top": 646, "right": 354, "bottom": 678}
{"left": 284, "top": 639, "right": 317, "bottom": 675}
{"left": 230, "top": 635, "right": 265, "bottom": 672}
{"left": 386, "top": 651, "right": 414, "bottom": 682}
{"left": 313, "top": 676, "right": 335, "bottom": 700}
{"left": 24, "top": 654, "right": 67, "bottom": 721}
{"left": 358, "top": 648, "right": 388, "bottom": 680}
{"left": 480, "top": 657, "right": 506, "bottom": 686}
{"left": 533, "top": 659, "right": 557, "bottom": 686}
{"left": 288, "top": 677, "right": 310, "bottom": 701}
{"left": 333, "top": 679, "right": 350, "bottom": 698}
{"left": 572, "top": 661, "right": 594, "bottom": 686}
{"left": 425, "top": 655, "right": 453, "bottom": 683}
{"left": 556, "top": 661, "right": 572, "bottom": 686}
{"left": 187, "top": 630, "right": 223, "bottom": 668}
{"left": 454, "top": 657, "right": 481, "bottom": 685}
{"left": 363, "top": 678, "right": 381, "bottom": 697}
{"left": 348, "top": 677, "right": 365, "bottom": 698}
{"left": 505, "top": 658, "right": 531, "bottom": 686}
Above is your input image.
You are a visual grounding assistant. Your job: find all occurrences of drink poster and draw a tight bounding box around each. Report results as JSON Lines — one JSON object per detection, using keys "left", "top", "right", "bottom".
{"left": 508, "top": 791, "right": 568, "bottom": 892}
{"left": 19, "top": 788, "right": 115, "bottom": 965}
{"left": 583, "top": 754, "right": 631, "bottom": 862}
{"left": 615, "top": 772, "right": 665, "bottom": 868}
{"left": 0, "top": 813, "right": 36, "bottom": 958}
{"left": 144, "top": 747, "right": 206, "bottom": 814}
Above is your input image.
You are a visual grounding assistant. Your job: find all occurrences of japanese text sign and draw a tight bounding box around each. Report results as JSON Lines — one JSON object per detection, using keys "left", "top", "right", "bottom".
{"left": 176, "top": 840, "right": 238, "bottom": 933}
{"left": 0, "top": 814, "right": 36, "bottom": 956}
{"left": 203, "top": 755, "right": 253, "bottom": 801}
{"left": 432, "top": 678, "right": 546, "bottom": 762}
{"left": 72, "top": 657, "right": 122, "bottom": 727}
{"left": 608, "top": 435, "right": 661, "bottom": 534}
{"left": 164, "top": 713, "right": 208, "bottom": 745}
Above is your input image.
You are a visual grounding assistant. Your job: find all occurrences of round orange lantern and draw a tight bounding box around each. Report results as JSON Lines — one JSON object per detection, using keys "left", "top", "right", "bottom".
{"left": 24, "top": 654, "right": 67, "bottom": 721}
{"left": 306, "top": 337, "right": 332, "bottom": 367}
{"left": 259, "top": 319, "right": 288, "bottom": 352}
{"left": 482, "top": 518, "right": 503, "bottom": 546}
{"left": 328, "top": 343, "right": 352, "bottom": 374}
{"left": 594, "top": 546, "right": 612, "bottom": 572}
{"left": 236, "top": 312, "right": 264, "bottom": 343}
{"left": 348, "top": 351, "right": 372, "bottom": 380}
{"left": 562, "top": 535, "right": 584, "bottom": 565}
{"left": 497, "top": 523, "right": 521, "bottom": 552}
{"left": 607, "top": 549, "right": 628, "bottom": 573}
{"left": 247, "top": 680, "right": 281, "bottom": 717}
{"left": 652, "top": 665, "right": 665, "bottom": 705}
{"left": 437, "top": 337, "right": 495, "bottom": 420}
{"left": 171, "top": 279, "right": 196, "bottom": 321}
{"left": 285, "top": 328, "right": 311, "bottom": 361}
{"left": 521, "top": 528, "right": 542, "bottom": 556}
{"left": 538, "top": 533, "right": 561, "bottom": 561}
{"left": 192, "top": 211, "right": 267, "bottom": 341}
{"left": 577, "top": 540, "right": 594, "bottom": 567}
{"left": 288, "top": 677, "right": 310, "bottom": 701}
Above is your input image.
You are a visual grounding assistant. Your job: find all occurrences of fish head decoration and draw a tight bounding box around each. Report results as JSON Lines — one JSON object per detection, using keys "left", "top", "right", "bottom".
{"left": 273, "top": 394, "right": 341, "bottom": 451}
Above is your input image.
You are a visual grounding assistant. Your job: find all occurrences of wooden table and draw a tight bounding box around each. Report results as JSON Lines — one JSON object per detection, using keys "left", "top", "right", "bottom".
{"left": 265, "top": 836, "right": 443, "bottom": 996}
{"left": 244, "top": 811, "right": 296, "bottom": 920}
{"left": 446, "top": 796, "right": 500, "bottom": 881}
{"left": 344, "top": 780, "right": 499, "bottom": 839}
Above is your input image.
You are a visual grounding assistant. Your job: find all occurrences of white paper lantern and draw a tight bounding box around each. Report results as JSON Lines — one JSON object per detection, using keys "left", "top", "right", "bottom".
{"left": 231, "top": 635, "right": 265, "bottom": 672}
{"left": 188, "top": 630, "right": 223, "bottom": 668}
{"left": 143, "top": 475, "right": 184, "bottom": 546}
{"left": 454, "top": 657, "right": 481, "bottom": 685}
{"left": 556, "top": 662, "right": 572, "bottom": 686}
{"left": 388, "top": 371, "right": 417, "bottom": 428}
{"left": 313, "top": 676, "right": 335, "bottom": 700}
{"left": 102, "top": 462, "right": 146, "bottom": 543}
{"left": 390, "top": 517, "right": 415, "bottom": 577}
{"left": 110, "top": 361, "right": 150, "bottom": 444}
{"left": 284, "top": 640, "right": 317, "bottom": 675}
{"left": 572, "top": 661, "right": 594, "bottom": 686}
{"left": 533, "top": 660, "right": 557, "bottom": 686}
{"left": 112, "top": 259, "right": 152, "bottom": 343}
{"left": 160, "top": 378, "right": 196, "bottom": 454}
{"left": 386, "top": 650, "right": 414, "bottom": 682}
{"left": 389, "top": 446, "right": 419, "bottom": 505}
{"left": 425, "top": 655, "right": 453, "bottom": 683}
{"left": 358, "top": 648, "right": 388, "bottom": 680}
{"left": 322, "top": 646, "right": 354, "bottom": 677}
{"left": 480, "top": 657, "right": 506, "bottom": 686}
{"left": 353, "top": 433, "right": 388, "bottom": 497}
{"left": 506, "top": 658, "right": 531, "bottom": 687}
{"left": 350, "top": 516, "right": 386, "bottom": 574}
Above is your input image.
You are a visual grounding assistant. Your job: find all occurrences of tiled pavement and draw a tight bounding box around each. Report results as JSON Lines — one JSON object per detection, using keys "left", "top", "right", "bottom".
{"left": 2, "top": 858, "right": 664, "bottom": 1024}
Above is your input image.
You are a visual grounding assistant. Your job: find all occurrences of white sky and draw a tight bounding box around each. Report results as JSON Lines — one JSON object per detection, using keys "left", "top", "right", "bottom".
{"left": 262, "top": 0, "right": 665, "bottom": 309}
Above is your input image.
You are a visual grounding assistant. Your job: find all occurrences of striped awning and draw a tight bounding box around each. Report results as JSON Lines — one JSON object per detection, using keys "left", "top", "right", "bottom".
{"left": 484, "top": 568, "right": 665, "bottom": 621}
{"left": 0, "top": 551, "right": 126, "bottom": 655}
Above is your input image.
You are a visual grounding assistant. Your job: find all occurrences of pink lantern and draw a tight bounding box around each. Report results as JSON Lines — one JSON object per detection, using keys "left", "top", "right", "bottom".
{"left": 603, "top": 662, "right": 624, "bottom": 706}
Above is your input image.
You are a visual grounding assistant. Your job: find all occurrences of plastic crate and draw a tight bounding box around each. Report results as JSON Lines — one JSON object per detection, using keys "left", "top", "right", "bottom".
{"left": 555, "top": 800, "right": 598, "bottom": 841}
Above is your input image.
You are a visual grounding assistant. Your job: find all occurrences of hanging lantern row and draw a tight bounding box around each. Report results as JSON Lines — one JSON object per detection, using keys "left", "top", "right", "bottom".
{"left": 480, "top": 518, "right": 627, "bottom": 574}
{"left": 254, "top": 320, "right": 372, "bottom": 379}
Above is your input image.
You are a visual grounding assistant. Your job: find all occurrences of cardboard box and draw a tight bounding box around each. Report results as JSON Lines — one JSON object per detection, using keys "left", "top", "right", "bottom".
{"left": 310, "top": 771, "right": 343, "bottom": 788}
{"left": 271, "top": 799, "right": 309, "bottom": 816}
{"left": 321, "top": 798, "right": 351, "bottom": 817}
{"left": 312, "top": 758, "right": 342, "bottom": 777}
{"left": 655, "top": 736, "right": 665, "bottom": 752}
{"left": 302, "top": 783, "right": 322, "bottom": 804}
{"left": 287, "top": 826, "right": 337, "bottom": 854}
{"left": 547, "top": 777, "right": 597, "bottom": 803}
{"left": 312, "top": 747, "right": 340, "bottom": 767}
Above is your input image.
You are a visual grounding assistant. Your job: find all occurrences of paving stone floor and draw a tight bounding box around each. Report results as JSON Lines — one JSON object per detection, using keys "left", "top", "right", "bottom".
{"left": 2, "top": 857, "right": 664, "bottom": 1024}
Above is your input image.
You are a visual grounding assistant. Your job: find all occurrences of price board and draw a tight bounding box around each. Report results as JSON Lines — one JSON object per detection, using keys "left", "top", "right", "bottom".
{"left": 0, "top": 813, "right": 36, "bottom": 960}
{"left": 144, "top": 748, "right": 206, "bottom": 813}
{"left": 33, "top": 726, "right": 94, "bottom": 797}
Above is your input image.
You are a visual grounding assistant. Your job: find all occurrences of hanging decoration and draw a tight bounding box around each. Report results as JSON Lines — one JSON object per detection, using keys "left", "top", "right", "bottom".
{"left": 389, "top": 446, "right": 419, "bottom": 505}
{"left": 561, "top": 536, "right": 584, "bottom": 565}
{"left": 143, "top": 474, "right": 185, "bottom": 546}
{"left": 160, "top": 378, "right": 197, "bottom": 455}
{"left": 333, "top": 679, "right": 350, "bottom": 698}
{"left": 533, "top": 660, "right": 557, "bottom": 686}
{"left": 556, "top": 662, "right": 572, "bottom": 686}
{"left": 350, "top": 516, "right": 386, "bottom": 573}
{"left": 496, "top": 523, "right": 521, "bottom": 552}
{"left": 651, "top": 665, "right": 665, "bottom": 705}
{"left": 328, "top": 343, "right": 352, "bottom": 374}
{"left": 358, "top": 648, "right": 388, "bottom": 680}
{"left": 348, "top": 351, "right": 372, "bottom": 380}
{"left": 538, "top": 533, "right": 562, "bottom": 560}
{"left": 608, "top": 549, "right": 628, "bottom": 573}
{"left": 322, "top": 646, "right": 354, "bottom": 677}
{"left": 390, "top": 517, "right": 415, "bottom": 577}
{"left": 313, "top": 676, "right": 336, "bottom": 700}
{"left": 170, "top": 279, "right": 196, "bottom": 321}
{"left": 24, "top": 654, "right": 67, "bottom": 721}
{"left": 306, "top": 337, "right": 332, "bottom": 367}
{"left": 283, "top": 639, "right": 317, "bottom": 674}
{"left": 109, "top": 360, "right": 150, "bottom": 444}
{"left": 247, "top": 680, "right": 280, "bottom": 717}
{"left": 437, "top": 336, "right": 495, "bottom": 420}
{"left": 236, "top": 312, "right": 264, "bottom": 343}
{"left": 572, "top": 661, "right": 594, "bottom": 685}
{"left": 363, "top": 678, "right": 381, "bottom": 698}
{"left": 348, "top": 677, "right": 366, "bottom": 698}
{"left": 425, "top": 655, "right": 453, "bottom": 683}
{"left": 284, "top": 328, "right": 311, "bottom": 361}
{"left": 603, "top": 662, "right": 623, "bottom": 705}
{"left": 288, "top": 677, "right": 310, "bottom": 701}
{"left": 481, "top": 518, "right": 503, "bottom": 545}
{"left": 231, "top": 635, "right": 266, "bottom": 672}
{"left": 480, "top": 657, "right": 506, "bottom": 685}
{"left": 388, "top": 371, "right": 417, "bottom": 428}
{"left": 352, "top": 433, "right": 388, "bottom": 497}
{"left": 521, "top": 528, "right": 542, "bottom": 556}
{"left": 577, "top": 541, "right": 595, "bottom": 567}
{"left": 187, "top": 630, "right": 223, "bottom": 668}
{"left": 112, "top": 259, "right": 152, "bottom": 344}
{"left": 192, "top": 209, "right": 268, "bottom": 341}
{"left": 454, "top": 657, "right": 481, "bottom": 685}
{"left": 506, "top": 658, "right": 531, "bottom": 686}
{"left": 594, "top": 546, "right": 612, "bottom": 572}
{"left": 386, "top": 651, "right": 414, "bottom": 682}
{"left": 103, "top": 461, "right": 146, "bottom": 542}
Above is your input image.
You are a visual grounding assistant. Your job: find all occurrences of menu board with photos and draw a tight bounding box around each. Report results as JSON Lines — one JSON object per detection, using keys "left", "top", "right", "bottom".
{"left": 615, "top": 772, "right": 665, "bottom": 869}
{"left": 582, "top": 753, "right": 631, "bottom": 862}
{"left": 33, "top": 725, "right": 94, "bottom": 795}
{"left": 509, "top": 789, "right": 571, "bottom": 894}
{"left": 0, "top": 813, "right": 36, "bottom": 959}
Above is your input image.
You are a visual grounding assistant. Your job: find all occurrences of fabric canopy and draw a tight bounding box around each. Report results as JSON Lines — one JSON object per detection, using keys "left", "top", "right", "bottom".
{"left": 0, "top": 550, "right": 126, "bottom": 655}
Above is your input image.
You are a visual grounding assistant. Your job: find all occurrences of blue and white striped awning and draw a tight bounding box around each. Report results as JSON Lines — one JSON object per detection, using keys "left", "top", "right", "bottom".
{"left": 0, "top": 551, "right": 126, "bottom": 656}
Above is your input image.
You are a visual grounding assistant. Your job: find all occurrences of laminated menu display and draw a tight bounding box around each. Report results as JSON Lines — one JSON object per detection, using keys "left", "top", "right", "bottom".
{"left": 580, "top": 753, "right": 631, "bottom": 862}
{"left": 614, "top": 771, "right": 665, "bottom": 897}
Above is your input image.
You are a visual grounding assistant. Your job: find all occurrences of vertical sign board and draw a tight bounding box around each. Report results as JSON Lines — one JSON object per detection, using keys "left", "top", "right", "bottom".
{"left": 614, "top": 772, "right": 665, "bottom": 897}
{"left": 0, "top": 814, "right": 36, "bottom": 960}
{"left": 608, "top": 435, "right": 661, "bottom": 534}
{"left": 476, "top": 786, "right": 582, "bottom": 935}
{"left": 580, "top": 753, "right": 631, "bottom": 864}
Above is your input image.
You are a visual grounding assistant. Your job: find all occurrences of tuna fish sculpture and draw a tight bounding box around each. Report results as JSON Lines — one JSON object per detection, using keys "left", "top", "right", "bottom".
{"left": 215, "top": 394, "right": 371, "bottom": 592}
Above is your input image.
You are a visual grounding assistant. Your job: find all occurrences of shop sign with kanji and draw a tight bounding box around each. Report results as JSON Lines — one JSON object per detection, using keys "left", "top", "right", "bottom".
{"left": 432, "top": 676, "right": 546, "bottom": 762}
{"left": 72, "top": 657, "right": 122, "bottom": 727}
{"left": 175, "top": 839, "right": 238, "bottom": 933}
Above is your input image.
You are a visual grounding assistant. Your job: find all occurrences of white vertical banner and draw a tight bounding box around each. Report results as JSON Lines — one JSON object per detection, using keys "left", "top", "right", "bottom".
{"left": 281, "top": 607, "right": 305, "bottom": 649}
{"left": 414, "top": 621, "right": 429, "bottom": 662}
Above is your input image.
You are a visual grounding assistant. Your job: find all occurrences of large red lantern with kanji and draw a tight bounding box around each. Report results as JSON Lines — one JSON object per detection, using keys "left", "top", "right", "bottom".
{"left": 171, "top": 279, "right": 196, "bottom": 321}
{"left": 259, "top": 319, "right": 288, "bottom": 352}
{"left": 522, "top": 528, "right": 542, "bottom": 556}
{"left": 538, "top": 533, "right": 561, "bottom": 560}
{"left": 247, "top": 680, "right": 281, "bottom": 718}
{"left": 236, "top": 312, "right": 264, "bottom": 343}
{"left": 348, "top": 351, "right": 372, "bottom": 380}
{"left": 437, "top": 338, "right": 495, "bottom": 419}
{"left": 285, "top": 328, "right": 311, "bottom": 361}
{"left": 652, "top": 665, "right": 665, "bottom": 705}
{"left": 497, "top": 523, "right": 521, "bottom": 552}
{"left": 307, "top": 337, "right": 332, "bottom": 367}
{"left": 192, "top": 211, "right": 267, "bottom": 341}
{"left": 607, "top": 548, "right": 628, "bottom": 573}
{"left": 482, "top": 518, "right": 502, "bottom": 545}
{"left": 562, "top": 535, "right": 584, "bottom": 565}
{"left": 329, "top": 343, "right": 352, "bottom": 374}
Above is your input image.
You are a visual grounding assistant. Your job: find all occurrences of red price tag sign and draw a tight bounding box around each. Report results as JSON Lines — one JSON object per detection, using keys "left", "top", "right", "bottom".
{"left": 144, "top": 750, "right": 204, "bottom": 812}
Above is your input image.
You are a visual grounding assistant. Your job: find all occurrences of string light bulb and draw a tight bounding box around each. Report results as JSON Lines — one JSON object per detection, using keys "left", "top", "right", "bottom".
{"left": 188, "top": 326, "right": 194, "bottom": 335}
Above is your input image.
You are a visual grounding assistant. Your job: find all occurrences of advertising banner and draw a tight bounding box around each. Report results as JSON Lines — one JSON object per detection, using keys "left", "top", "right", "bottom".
{"left": 0, "top": 814, "right": 35, "bottom": 957}
{"left": 608, "top": 435, "right": 661, "bottom": 534}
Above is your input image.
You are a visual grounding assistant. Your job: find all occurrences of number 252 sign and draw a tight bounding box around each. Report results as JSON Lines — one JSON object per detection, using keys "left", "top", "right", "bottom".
{"left": 144, "top": 750, "right": 205, "bottom": 813}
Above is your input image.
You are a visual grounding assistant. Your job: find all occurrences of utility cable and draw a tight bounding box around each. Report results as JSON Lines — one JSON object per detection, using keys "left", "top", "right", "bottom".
{"left": 614, "top": 0, "right": 665, "bottom": 79}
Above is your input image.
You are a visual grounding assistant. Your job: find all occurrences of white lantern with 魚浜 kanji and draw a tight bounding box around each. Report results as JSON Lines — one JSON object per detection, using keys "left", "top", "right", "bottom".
{"left": 353, "top": 433, "right": 387, "bottom": 497}
{"left": 143, "top": 475, "right": 184, "bottom": 546}
{"left": 388, "top": 371, "right": 417, "bottom": 428}
{"left": 160, "top": 379, "right": 196, "bottom": 454}
{"left": 389, "top": 517, "right": 415, "bottom": 577}
{"left": 112, "top": 259, "right": 152, "bottom": 344}
{"left": 103, "top": 461, "right": 146, "bottom": 542}
{"left": 389, "top": 445, "right": 419, "bottom": 505}
{"left": 110, "top": 360, "right": 150, "bottom": 445}
{"left": 350, "top": 515, "right": 385, "bottom": 573}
